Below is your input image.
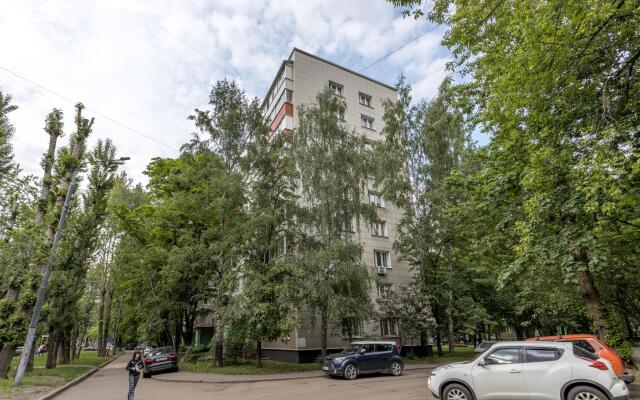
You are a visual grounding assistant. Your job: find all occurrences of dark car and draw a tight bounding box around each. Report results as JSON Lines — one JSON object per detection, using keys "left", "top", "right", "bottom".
{"left": 143, "top": 346, "right": 178, "bottom": 378}
{"left": 322, "top": 341, "right": 403, "bottom": 380}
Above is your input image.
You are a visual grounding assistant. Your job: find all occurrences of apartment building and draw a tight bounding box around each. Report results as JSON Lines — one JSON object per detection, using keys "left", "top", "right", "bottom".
{"left": 255, "top": 48, "right": 414, "bottom": 362}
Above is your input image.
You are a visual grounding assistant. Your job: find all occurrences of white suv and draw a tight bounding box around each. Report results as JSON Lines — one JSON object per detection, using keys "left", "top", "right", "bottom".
{"left": 427, "top": 341, "right": 629, "bottom": 400}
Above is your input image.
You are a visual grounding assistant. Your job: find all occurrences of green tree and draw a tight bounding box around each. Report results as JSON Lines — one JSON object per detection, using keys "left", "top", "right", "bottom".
{"left": 392, "top": 0, "right": 640, "bottom": 342}
{"left": 0, "top": 89, "right": 17, "bottom": 177}
{"left": 290, "top": 88, "right": 376, "bottom": 359}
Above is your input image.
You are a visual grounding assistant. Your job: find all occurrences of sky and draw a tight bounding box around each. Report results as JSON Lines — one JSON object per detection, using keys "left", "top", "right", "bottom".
{"left": 0, "top": 0, "right": 456, "bottom": 183}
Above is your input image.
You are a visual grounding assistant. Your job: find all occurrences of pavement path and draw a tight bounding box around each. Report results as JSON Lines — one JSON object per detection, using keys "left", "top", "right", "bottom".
{"left": 54, "top": 353, "right": 436, "bottom": 400}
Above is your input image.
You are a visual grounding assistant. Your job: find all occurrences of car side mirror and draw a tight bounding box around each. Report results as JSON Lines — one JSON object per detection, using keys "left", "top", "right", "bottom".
{"left": 477, "top": 359, "right": 486, "bottom": 367}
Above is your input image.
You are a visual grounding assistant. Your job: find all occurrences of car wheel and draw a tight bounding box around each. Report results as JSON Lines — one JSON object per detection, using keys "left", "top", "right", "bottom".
{"left": 568, "top": 385, "right": 607, "bottom": 400}
{"left": 443, "top": 383, "right": 472, "bottom": 400}
{"left": 142, "top": 372, "right": 151, "bottom": 379}
{"left": 389, "top": 361, "right": 402, "bottom": 376}
{"left": 343, "top": 364, "right": 358, "bottom": 380}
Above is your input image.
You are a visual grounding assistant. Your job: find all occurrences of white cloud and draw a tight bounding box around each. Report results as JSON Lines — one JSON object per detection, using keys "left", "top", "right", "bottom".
{"left": 0, "top": 0, "right": 453, "bottom": 183}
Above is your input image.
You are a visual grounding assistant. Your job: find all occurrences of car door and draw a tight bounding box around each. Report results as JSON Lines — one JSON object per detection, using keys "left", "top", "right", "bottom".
{"left": 471, "top": 347, "right": 528, "bottom": 400}
{"left": 522, "top": 347, "right": 571, "bottom": 400}
{"left": 374, "top": 344, "right": 392, "bottom": 370}
{"left": 357, "top": 344, "right": 376, "bottom": 371}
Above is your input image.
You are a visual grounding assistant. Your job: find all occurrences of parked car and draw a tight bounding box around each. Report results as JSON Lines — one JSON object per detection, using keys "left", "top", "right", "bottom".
{"left": 322, "top": 341, "right": 403, "bottom": 380}
{"left": 14, "top": 347, "right": 24, "bottom": 356}
{"left": 124, "top": 342, "right": 136, "bottom": 350}
{"left": 142, "top": 346, "right": 178, "bottom": 378}
{"left": 527, "top": 334, "right": 635, "bottom": 383}
{"left": 473, "top": 340, "right": 497, "bottom": 354}
{"left": 427, "top": 341, "right": 629, "bottom": 400}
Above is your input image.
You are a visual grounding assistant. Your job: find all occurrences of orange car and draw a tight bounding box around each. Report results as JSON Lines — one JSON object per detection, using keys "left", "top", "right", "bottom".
{"left": 527, "top": 334, "right": 634, "bottom": 383}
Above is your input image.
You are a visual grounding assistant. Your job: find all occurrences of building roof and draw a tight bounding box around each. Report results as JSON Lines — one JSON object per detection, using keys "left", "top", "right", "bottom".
{"left": 289, "top": 48, "right": 397, "bottom": 91}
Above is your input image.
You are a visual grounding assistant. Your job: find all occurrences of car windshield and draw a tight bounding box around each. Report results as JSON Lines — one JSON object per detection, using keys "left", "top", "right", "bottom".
{"left": 342, "top": 344, "right": 362, "bottom": 354}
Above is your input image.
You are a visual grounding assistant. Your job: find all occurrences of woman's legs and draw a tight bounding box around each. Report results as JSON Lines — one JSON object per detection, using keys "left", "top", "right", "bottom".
{"left": 127, "top": 374, "right": 139, "bottom": 400}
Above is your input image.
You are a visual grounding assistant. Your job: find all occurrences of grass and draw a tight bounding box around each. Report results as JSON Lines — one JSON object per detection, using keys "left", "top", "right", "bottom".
{"left": 0, "top": 351, "right": 120, "bottom": 395}
{"left": 10, "top": 350, "right": 112, "bottom": 368}
{"left": 181, "top": 346, "right": 476, "bottom": 375}
{"left": 181, "top": 360, "right": 321, "bottom": 375}
{"left": 0, "top": 367, "right": 91, "bottom": 395}
{"left": 403, "top": 345, "right": 476, "bottom": 365}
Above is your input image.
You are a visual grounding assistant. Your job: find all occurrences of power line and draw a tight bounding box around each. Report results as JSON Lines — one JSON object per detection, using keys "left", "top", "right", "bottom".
{"left": 408, "top": 64, "right": 448, "bottom": 86}
{"left": 136, "top": 10, "right": 215, "bottom": 65}
{"left": 360, "top": 25, "right": 440, "bottom": 72}
{"left": 0, "top": 65, "right": 179, "bottom": 151}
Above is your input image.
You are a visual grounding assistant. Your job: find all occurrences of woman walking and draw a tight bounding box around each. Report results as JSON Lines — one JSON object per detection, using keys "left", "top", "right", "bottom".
{"left": 125, "top": 351, "right": 144, "bottom": 400}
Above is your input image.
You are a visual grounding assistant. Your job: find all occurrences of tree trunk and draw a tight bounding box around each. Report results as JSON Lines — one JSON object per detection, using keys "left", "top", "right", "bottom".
{"left": 46, "top": 329, "right": 58, "bottom": 369}
{"left": 214, "top": 316, "right": 223, "bottom": 368}
{"left": 448, "top": 301, "right": 455, "bottom": 354}
{"left": 75, "top": 334, "right": 84, "bottom": 359}
{"left": 60, "top": 334, "right": 71, "bottom": 365}
{"left": 70, "top": 327, "right": 78, "bottom": 361}
{"left": 435, "top": 329, "right": 443, "bottom": 356}
{"left": 101, "top": 287, "right": 113, "bottom": 357}
{"left": 174, "top": 321, "right": 181, "bottom": 354}
{"left": 26, "top": 342, "right": 35, "bottom": 372}
{"left": 575, "top": 254, "right": 608, "bottom": 339}
{"left": 255, "top": 340, "right": 262, "bottom": 368}
{"left": 97, "top": 287, "right": 105, "bottom": 357}
{"left": 320, "top": 306, "right": 328, "bottom": 360}
{"left": 0, "top": 343, "right": 17, "bottom": 379}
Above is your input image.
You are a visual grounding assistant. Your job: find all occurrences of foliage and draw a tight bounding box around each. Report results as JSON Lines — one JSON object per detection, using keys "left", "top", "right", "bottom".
{"left": 389, "top": 0, "right": 640, "bottom": 343}
{"left": 290, "top": 88, "right": 376, "bottom": 356}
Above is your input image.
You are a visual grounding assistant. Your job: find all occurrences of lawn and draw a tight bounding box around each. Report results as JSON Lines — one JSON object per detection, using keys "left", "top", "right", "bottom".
{"left": 181, "top": 346, "right": 475, "bottom": 375}
{"left": 181, "top": 360, "right": 321, "bottom": 375}
{"left": 0, "top": 351, "right": 120, "bottom": 396}
{"left": 403, "top": 345, "right": 475, "bottom": 365}
{"left": 11, "top": 351, "right": 113, "bottom": 368}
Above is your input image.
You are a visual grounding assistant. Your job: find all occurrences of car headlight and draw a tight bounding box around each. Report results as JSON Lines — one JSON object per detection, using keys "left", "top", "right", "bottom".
{"left": 333, "top": 357, "right": 345, "bottom": 363}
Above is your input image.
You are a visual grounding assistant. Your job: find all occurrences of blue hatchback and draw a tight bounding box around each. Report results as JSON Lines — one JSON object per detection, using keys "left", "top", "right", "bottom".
{"left": 322, "top": 341, "right": 403, "bottom": 380}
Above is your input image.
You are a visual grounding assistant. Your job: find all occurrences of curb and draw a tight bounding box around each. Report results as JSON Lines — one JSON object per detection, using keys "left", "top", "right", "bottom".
{"left": 35, "top": 353, "right": 125, "bottom": 400}
{"left": 150, "top": 364, "right": 436, "bottom": 385}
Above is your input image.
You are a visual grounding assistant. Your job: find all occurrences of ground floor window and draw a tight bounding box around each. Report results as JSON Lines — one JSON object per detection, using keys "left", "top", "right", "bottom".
{"left": 341, "top": 318, "right": 364, "bottom": 339}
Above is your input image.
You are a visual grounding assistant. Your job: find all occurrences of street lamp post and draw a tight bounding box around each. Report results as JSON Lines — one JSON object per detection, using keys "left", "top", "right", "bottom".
{"left": 13, "top": 157, "right": 129, "bottom": 386}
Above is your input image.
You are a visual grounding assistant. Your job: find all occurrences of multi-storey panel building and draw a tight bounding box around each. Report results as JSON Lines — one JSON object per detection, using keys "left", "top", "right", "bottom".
{"left": 258, "top": 48, "right": 414, "bottom": 363}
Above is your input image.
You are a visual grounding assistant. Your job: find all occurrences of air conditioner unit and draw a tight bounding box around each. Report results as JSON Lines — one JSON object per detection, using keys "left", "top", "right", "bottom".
{"left": 376, "top": 265, "right": 386, "bottom": 275}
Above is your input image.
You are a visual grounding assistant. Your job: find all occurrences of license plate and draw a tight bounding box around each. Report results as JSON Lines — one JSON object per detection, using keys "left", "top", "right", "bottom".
{"left": 322, "top": 366, "right": 329, "bottom": 371}
{"left": 156, "top": 357, "right": 167, "bottom": 362}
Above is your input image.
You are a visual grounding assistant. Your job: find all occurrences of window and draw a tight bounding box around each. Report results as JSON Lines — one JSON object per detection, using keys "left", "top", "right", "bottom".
{"left": 336, "top": 108, "right": 345, "bottom": 120}
{"left": 359, "top": 93, "right": 372, "bottom": 107}
{"left": 329, "top": 81, "right": 343, "bottom": 96}
{"left": 361, "top": 115, "right": 374, "bottom": 129}
{"left": 360, "top": 343, "right": 374, "bottom": 353}
{"left": 484, "top": 348, "right": 520, "bottom": 365}
{"left": 571, "top": 340, "right": 596, "bottom": 354}
{"left": 377, "top": 282, "right": 393, "bottom": 300}
{"left": 375, "top": 344, "right": 392, "bottom": 352}
{"left": 341, "top": 218, "right": 355, "bottom": 233}
{"left": 526, "top": 348, "right": 561, "bottom": 363}
{"left": 380, "top": 319, "right": 398, "bottom": 336}
{"left": 374, "top": 250, "right": 390, "bottom": 269}
{"left": 368, "top": 191, "right": 385, "bottom": 207}
{"left": 371, "top": 221, "right": 387, "bottom": 237}
{"left": 573, "top": 345, "right": 598, "bottom": 360}
{"left": 341, "top": 319, "right": 364, "bottom": 338}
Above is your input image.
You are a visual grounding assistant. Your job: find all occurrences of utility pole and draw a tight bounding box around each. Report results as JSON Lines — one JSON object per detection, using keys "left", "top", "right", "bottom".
{"left": 13, "top": 156, "right": 129, "bottom": 386}
{"left": 13, "top": 172, "right": 78, "bottom": 386}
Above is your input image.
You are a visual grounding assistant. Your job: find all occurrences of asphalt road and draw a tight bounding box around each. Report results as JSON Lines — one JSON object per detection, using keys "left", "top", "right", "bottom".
{"left": 55, "top": 354, "right": 435, "bottom": 400}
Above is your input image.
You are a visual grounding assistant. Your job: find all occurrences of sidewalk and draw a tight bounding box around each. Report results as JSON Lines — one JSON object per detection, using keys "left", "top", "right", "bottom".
{"left": 151, "top": 363, "right": 438, "bottom": 384}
